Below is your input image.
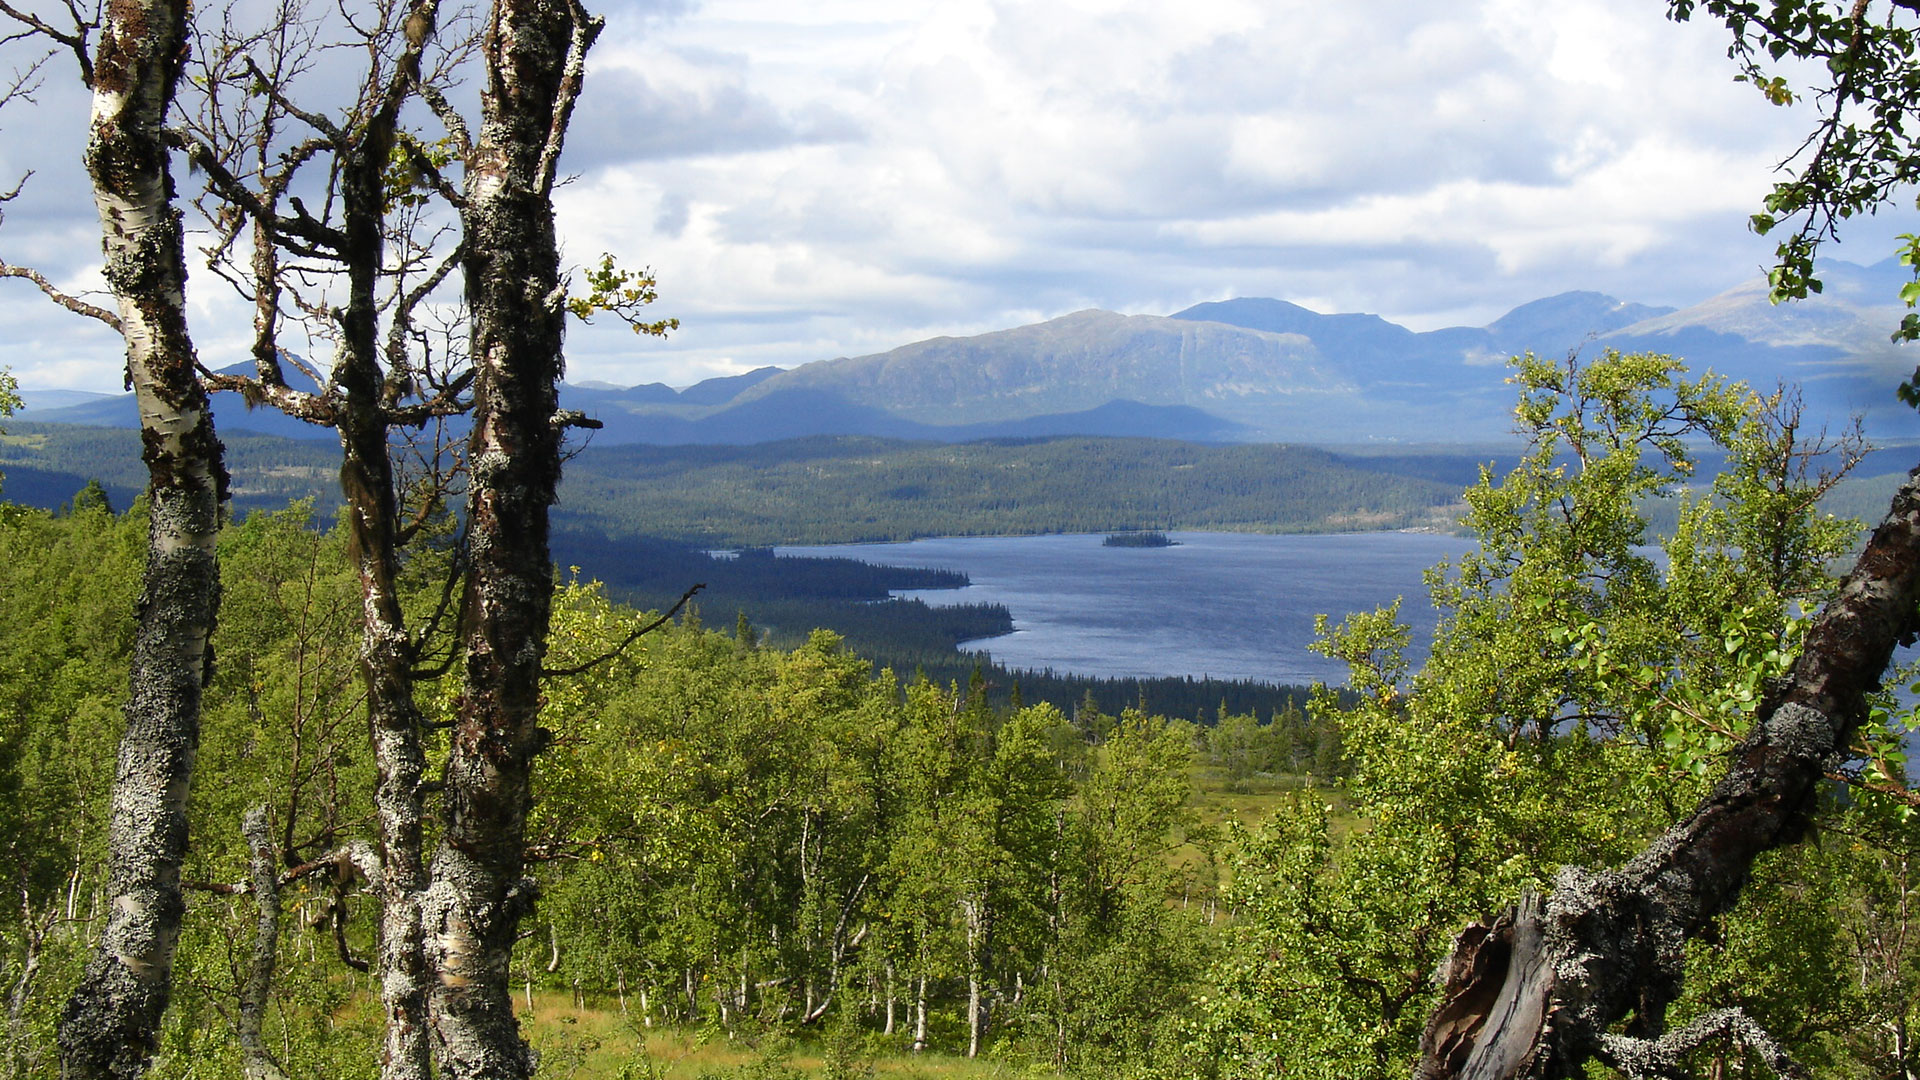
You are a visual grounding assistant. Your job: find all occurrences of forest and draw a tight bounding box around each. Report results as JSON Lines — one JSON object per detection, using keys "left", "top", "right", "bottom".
{"left": 0, "top": 423, "right": 1474, "bottom": 545}
{"left": 5, "top": 350, "right": 1920, "bottom": 1080}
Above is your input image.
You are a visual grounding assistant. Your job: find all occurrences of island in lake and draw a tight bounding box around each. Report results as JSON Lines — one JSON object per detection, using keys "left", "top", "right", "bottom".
{"left": 1103, "top": 531, "right": 1177, "bottom": 548}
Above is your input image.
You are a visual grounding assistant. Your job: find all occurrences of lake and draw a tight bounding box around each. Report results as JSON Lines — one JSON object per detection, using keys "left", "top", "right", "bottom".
{"left": 777, "top": 531, "right": 1473, "bottom": 686}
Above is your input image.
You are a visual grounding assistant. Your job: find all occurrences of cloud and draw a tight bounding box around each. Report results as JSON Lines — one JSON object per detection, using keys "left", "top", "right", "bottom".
{"left": 3, "top": 0, "right": 1910, "bottom": 395}
{"left": 539, "top": 0, "right": 1877, "bottom": 389}
{"left": 563, "top": 56, "right": 863, "bottom": 169}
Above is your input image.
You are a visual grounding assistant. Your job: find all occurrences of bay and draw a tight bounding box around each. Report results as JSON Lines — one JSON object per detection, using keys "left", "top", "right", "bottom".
{"left": 777, "top": 531, "right": 1473, "bottom": 686}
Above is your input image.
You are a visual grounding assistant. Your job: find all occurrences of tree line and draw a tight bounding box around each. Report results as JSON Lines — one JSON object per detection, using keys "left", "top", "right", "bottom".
{"left": 0, "top": 422, "right": 1475, "bottom": 547}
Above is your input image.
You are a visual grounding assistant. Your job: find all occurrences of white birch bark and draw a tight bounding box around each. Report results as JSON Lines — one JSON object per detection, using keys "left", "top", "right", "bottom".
{"left": 57, "top": 1, "right": 226, "bottom": 1076}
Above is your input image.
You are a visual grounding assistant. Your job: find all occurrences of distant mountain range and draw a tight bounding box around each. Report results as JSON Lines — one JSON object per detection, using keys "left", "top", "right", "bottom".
{"left": 18, "top": 258, "right": 1920, "bottom": 444}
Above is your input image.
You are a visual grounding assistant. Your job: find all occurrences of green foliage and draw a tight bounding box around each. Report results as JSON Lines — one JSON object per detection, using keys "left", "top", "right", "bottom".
{"left": 1666, "top": 1, "right": 1920, "bottom": 402}
{"left": 1194, "top": 350, "right": 1873, "bottom": 1079}
{"left": 567, "top": 255, "right": 679, "bottom": 337}
{"left": 515, "top": 583, "right": 1219, "bottom": 1064}
{"left": 0, "top": 366, "right": 16, "bottom": 500}
{"left": 0, "top": 495, "right": 139, "bottom": 1076}
{"left": 9, "top": 348, "right": 1903, "bottom": 1077}
{"left": 381, "top": 132, "right": 459, "bottom": 212}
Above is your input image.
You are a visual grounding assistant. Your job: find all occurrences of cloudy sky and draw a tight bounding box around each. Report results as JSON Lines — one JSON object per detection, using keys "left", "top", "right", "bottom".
{"left": 1, "top": 0, "right": 1912, "bottom": 394}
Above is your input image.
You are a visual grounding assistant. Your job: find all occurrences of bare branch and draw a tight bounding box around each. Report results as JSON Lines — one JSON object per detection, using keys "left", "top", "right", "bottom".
{"left": 0, "top": 262, "right": 121, "bottom": 331}
{"left": 200, "top": 368, "right": 338, "bottom": 426}
{"left": 0, "top": 0, "right": 92, "bottom": 86}
{"left": 0, "top": 50, "right": 51, "bottom": 114}
{"left": 415, "top": 78, "right": 470, "bottom": 156}
{"left": 242, "top": 54, "right": 343, "bottom": 141}
{"left": 385, "top": 366, "right": 472, "bottom": 426}
{"left": 382, "top": 239, "right": 464, "bottom": 404}
{"left": 1597, "top": 1009, "right": 1805, "bottom": 1080}
{"left": 172, "top": 131, "right": 351, "bottom": 253}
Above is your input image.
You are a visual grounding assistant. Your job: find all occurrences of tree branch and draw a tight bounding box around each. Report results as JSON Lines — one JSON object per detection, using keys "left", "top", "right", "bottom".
{"left": 0, "top": 0, "right": 92, "bottom": 86}
{"left": 534, "top": 0, "right": 601, "bottom": 197}
{"left": 540, "top": 582, "right": 705, "bottom": 678}
{"left": 0, "top": 262, "right": 121, "bottom": 331}
{"left": 1597, "top": 1008, "right": 1805, "bottom": 1080}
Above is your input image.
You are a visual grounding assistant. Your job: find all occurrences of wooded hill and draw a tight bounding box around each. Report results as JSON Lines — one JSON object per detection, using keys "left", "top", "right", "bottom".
{"left": 556, "top": 435, "right": 1470, "bottom": 544}
{"left": 0, "top": 422, "right": 1475, "bottom": 544}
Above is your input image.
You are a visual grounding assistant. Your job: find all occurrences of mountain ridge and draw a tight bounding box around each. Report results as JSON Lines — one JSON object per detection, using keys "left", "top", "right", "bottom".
{"left": 17, "top": 259, "right": 1916, "bottom": 444}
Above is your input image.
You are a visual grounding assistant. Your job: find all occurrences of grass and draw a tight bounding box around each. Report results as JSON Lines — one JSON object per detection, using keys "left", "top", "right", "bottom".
{"left": 516, "top": 995, "right": 1031, "bottom": 1080}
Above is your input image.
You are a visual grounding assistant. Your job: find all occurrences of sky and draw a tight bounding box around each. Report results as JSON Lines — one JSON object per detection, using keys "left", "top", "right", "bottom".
{"left": 1, "top": 0, "right": 1913, "bottom": 394}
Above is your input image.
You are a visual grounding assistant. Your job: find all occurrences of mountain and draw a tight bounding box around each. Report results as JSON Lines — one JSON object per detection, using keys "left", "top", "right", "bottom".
{"left": 1598, "top": 260, "right": 1917, "bottom": 423}
{"left": 1484, "top": 292, "right": 1676, "bottom": 355}
{"left": 17, "top": 260, "right": 1918, "bottom": 445}
{"left": 675, "top": 365, "right": 785, "bottom": 405}
{"left": 729, "top": 308, "right": 1358, "bottom": 437}
{"left": 721, "top": 296, "right": 1638, "bottom": 442}
{"left": 17, "top": 362, "right": 793, "bottom": 444}
{"left": 580, "top": 391, "right": 1247, "bottom": 445}
{"left": 713, "top": 260, "right": 1915, "bottom": 442}
{"left": 17, "top": 389, "right": 120, "bottom": 414}
{"left": 1168, "top": 292, "right": 1679, "bottom": 395}
{"left": 21, "top": 361, "right": 339, "bottom": 441}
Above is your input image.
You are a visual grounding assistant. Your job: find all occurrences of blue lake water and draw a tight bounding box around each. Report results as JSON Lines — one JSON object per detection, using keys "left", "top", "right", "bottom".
{"left": 777, "top": 531, "right": 1473, "bottom": 686}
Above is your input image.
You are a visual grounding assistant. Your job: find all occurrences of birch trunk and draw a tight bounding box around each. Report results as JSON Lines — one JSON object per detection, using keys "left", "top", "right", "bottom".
{"left": 883, "top": 962, "right": 895, "bottom": 1036}
{"left": 336, "top": 40, "right": 435, "bottom": 1077}
{"left": 57, "top": 1, "right": 226, "bottom": 1076}
{"left": 423, "top": 0, "right": 599, "bottom": 1075}
{"left": 912, "top": 974, "right": 928, "bottom": 1053}
{"left": 963, "top": 895, "right": 987, "bottom": 1059}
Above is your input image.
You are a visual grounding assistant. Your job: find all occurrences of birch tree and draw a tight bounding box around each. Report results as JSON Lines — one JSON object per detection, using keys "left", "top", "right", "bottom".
{"left": 0, "top": 1, "right": 230, "bottom": 1075}
{"left": 419, "top": 0, "right": 607, "bottom": 1072}
{"left": 178, "top": 2, "right": 473, "bottom": 1072}
{"left": 1411, "top": 3, "right": 1920, "bottom": 1075}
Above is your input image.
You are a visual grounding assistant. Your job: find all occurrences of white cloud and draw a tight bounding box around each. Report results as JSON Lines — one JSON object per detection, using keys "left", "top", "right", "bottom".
{"left": 1, "top": 0, "right": 1909, "bottom": 392}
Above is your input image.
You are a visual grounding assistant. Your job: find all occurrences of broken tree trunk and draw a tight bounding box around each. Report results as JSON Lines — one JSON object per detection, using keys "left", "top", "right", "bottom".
{"left": 1414, "top": 468, "right": 1920, "bottom": 1080}
{"left": 57, "top": 0, "right": 227, "bottom": 1076}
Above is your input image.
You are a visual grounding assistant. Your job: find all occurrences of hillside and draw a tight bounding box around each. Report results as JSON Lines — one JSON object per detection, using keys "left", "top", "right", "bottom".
{"left": 553, "top": 435, "right": 1470, "bottom": 545}
{"left": 731, "top": 309, "right": 1342, "bottom": 424}
{"left": 0, "top": 423, "right": 1473, "bottom": 546}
